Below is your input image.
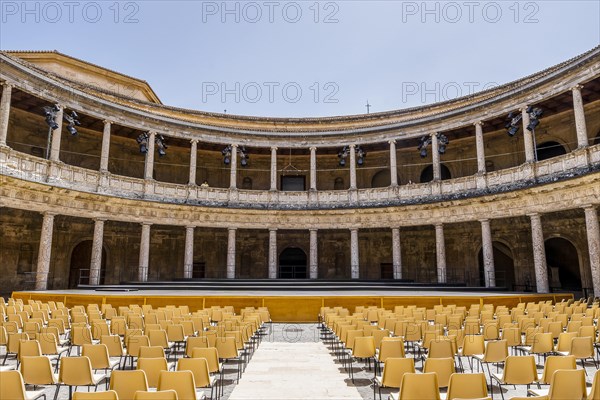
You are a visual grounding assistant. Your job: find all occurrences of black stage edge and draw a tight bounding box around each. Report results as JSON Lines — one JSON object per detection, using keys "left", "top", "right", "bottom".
{"left": 79, "top": 279, "right": 509, "bottom": 292}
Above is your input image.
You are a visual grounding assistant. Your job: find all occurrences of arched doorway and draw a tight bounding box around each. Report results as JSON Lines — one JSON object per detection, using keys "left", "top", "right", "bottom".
{"left": 478, "top": 242, "right": 515, "bottom": 289}
{"left": 420, "top": 164, "right": 451, "bottom": 183}
{"left": 278, "top": 247, "right": 307, "bottom": 279}
{"left": 536, "top": 141, "right": 566, "bottom": 161}
{"left": 371, "top": 170, "right": 390, "bottom": 188}
{"left": 545, "top": 237, "right": 581, "bottom": 292}
{"left": 69, "top": 241, "right": 107, "bottom": 288}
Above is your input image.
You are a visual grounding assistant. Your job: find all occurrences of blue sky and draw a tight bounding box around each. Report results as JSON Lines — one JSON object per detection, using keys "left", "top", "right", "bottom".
{"left": 1, "top": 1, "right": 599, "bottom": 117}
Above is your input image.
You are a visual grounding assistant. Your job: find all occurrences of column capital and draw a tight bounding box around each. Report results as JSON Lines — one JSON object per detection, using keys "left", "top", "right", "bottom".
{"left": 348, "top": 143, "right": 356, "bottom": 149}
{"left": 42, "top": 211, "right": 57, "bottom": 218}
{"left": 388, "top": 139, "right": 396, "bottom": 145}
{"left": 519, "top": 105, "right": 530, "bottom": 113}
{"left": 93, "top": 218, "right": 107, "bottom": 223}
{"left": 141, "top": 222, "right": 153, "bottom": 227}
{"left": 527, "top": 212, "right": 541, "bottom": 218}
{"left": 309, "top": 228, "right": 318, "bottom": 232}
{"left": 309, "top": 146, "right": 317, "bottom": 152}
{"left": 478, "top": 218, "right": 490, "bottom": 223}
{"left": 434, "top": 222, "right": 444, "bottom": 228}
{"left": 582, "top": 204, "right": 598, "bottom": 211}
{"left": 102, "top": 119, "right": 113, "bottom": 126}
{"left": 231, "top": 143, "right": 238, "bottom": 149}
{"left": 269, "top": 228, "right": 278, "bottom": 232}
{"left": 228, "top": 227, "right": 237, "bottom": 232}
{"left": 190, "top": 139, "right": 199, "bottom": 145}
{"left": 349, "top": 227, "right": 359, "bottom": 232}
{"left": 0, "top": 81, "right": 13, "bottom": 89}
{"left": 474, "top": 121, "right": 484, "bottom": 127}
{"left": 185, "top": 225, "right": 195, "bottom": 230}
{"left": 270, "top": 146, "right": 278, "bottom": 151}
{"left": 571, "top": 84, "right": 584, "bottom": 92}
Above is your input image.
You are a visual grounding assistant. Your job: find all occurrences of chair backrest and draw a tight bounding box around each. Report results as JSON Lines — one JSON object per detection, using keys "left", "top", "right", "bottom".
{"left": 127, "top": 335, "right": 151, "bottom": 357}
{"left": 556, "top": 332, "right": 579, "bottom": 352}
{"left": 133, "top": 390, "right": 179, "bottom": 400}
{"left": 462, "top": 335, "right": 485, "bottom": 356}
{"left": 215, "top": 336, "right": 238, "bottom": 359}
{"left": 18, "top": 340, "right": 41, "bottom": 361}
{"left": 570, "top": 336, "right": 594, "bottom": 358}
{"left": 177, "top": 357, "right": 211, "bottom": 388}
{"left": 539, "top": 355, "right": 576, "bottom": 385}
{"left": 72, "top": 326, "right": 93, "bottom": 346}
{"left": 58, "top": 356, "right": 94, "bottom": 386}
{"left": 381, "top": 357, "right": 415, "bottom": 389}
{"left": 531, "top": 333, "right": 554, "bottom": 354}
{"left": 352, "top": 336, "right": 375, "bottom": 358}
{"left": 157, "top": 370, "right": 197, "bottom": 400}
{"left": 0, "top": 370, "right": 28, "bottom": 400}
{"left": 72, "top": 391, "right": 119, "bottom": 400}
{"left": 148, "top": 330, "right": 170, "bottom": 348}
{"left": 547, "top": 368, "right": 587, "bottom": 400}
{"left": 428, "top": 339, "right": 454, "bottom": 359}
{"left": 137, "top": 357, "right": 169, "bottom": 388}
{"left": 502, "top": 356, "right": 538, "bottom": 385}
{"left": 482, "top": 340, "right": 508, "bottom": 363}
{"left": 139, "top": 346, "right": 166, "bottom": 359}
{"left": 445, "top": 372, "right": 488, "bottom": 400}
{"left": 82, "top": 344, "right": 112, "bottom": 370}
{"left": 378, "top": 337, "right": 405, "bottom": 361}
{"left": 109, "top": 370, "right": 149, "bottom": 400}
{"left": 423, "top": 357, "right": 455, "bottom": 388}
{"left": 588, "top": 369, "right": 600, "bottom": 400}
{"left": 19, "top": 356, "right": 57, "bottom": 386}
{"left": 101, "top": 335, "right": 124, "bottom": 358}
{"left": 398, "top": 372, "right": 441, "bottom": 400}
{"left": 166, "top": 325, "right": 185, "bottom": 342}
{"left": 185, "top": 336, "right": 209, "bottom": 357}
{"left": 191, "top": 347, "right": 220, "bottom": 374}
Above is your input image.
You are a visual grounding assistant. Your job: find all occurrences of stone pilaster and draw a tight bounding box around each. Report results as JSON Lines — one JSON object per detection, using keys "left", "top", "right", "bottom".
{"left": 572, "top": 85, "right": 589, "bottom": 148}
{"left": 35, "top": 212, "right": 56, "bottom": 290}
{"left": 431, "top": 133, "right": 441, "bottom": 181}
{"left": 350, "top": 228, "right": 359, "bottom": 279}
{"left": 99, "top": 120, "right": 112, "bottom": 172}
{"left": 349, "top": 144, "right": 357, "bottom": 189}
{"left": 227, "top": 228, "right": 236, "bottom": 278}
{"left": 391, "top": 228, "right": 402, "bottom": 279}
{"left": 309, "top": 229, "right": 318, "bottom": 279}
{"left": 229, "top": 144, "right": 238, "bottom": 190}
{"left": 184, "top": 226, "right": 194, "bottom": 279}
{"left": 139, "top": 223, "right": 152, "bottom": 282}
{"left": 270, "top": 147, "right": 278, "bottom": 191}
{"left": 435, "top": 223, "right": 446, "bottom": 283}
{"left": 49, "top": 106, "right": 64, "bottom": 162}
{"left": 0, "top": 83, "right": 13, "bottom": 146}
{"left": 389, "top": 140, "right": 398, "bottom": 186}
{"left": 521, "top": 107, "right": 536, "bottom": 163}
{"left": 583, "top": 206, "right": 600, "bottom": 297}
{"left": 268, "top": 229, "right": 277, "bottom": 278}
{"left": 89, "top": 218, "right": 105, "bottom": 285}
{"left": 480, "top": 219, "right": 495, "bottom": 287}
{"left": 144, "top": 131, "right": 156, "bottom": 180}
{"left": 309, "top": 147, "right": 317, "bottom": 191}
{"left": 529, "top": 213, "right": 549, "bottom": 293}
{"left": 189, "top": 140, "right": 198, "bottom": 185}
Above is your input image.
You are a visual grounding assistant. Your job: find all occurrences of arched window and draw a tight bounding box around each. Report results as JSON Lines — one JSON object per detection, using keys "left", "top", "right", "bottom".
{"left": 333, "top": 177, "right": 344, "bottom": 190}
{"left": 241, "top": 177, "right": 252, "bottom": 190}
{"left": 371, "top": 170, "right": 390, "bottom": 188}
{"left": 419, "top": 164, "right": 451, "bottom": 183}
{"left": 536, "top": 141, "right": 566, "bottom": 161}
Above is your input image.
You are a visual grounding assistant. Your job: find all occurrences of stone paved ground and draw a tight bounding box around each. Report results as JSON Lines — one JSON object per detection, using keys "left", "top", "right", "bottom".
{"left": 4, "top": 323, "right": 599, "bottom": 400}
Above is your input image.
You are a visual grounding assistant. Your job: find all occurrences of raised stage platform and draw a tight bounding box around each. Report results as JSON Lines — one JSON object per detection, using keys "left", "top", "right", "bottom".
{"left": 12, "top": 280, "right": 574, "bottom": 322}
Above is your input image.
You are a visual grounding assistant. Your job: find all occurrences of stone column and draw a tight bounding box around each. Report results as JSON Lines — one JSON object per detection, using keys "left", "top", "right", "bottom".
{"left": 89, "top": 218, "right": 105, "bottom": 285}
{"left": 529, "top": 213, "right": 549, "bottom": 293}
{"left": 572, "top": 85, "right": 589, "bottom": 148}
{"left": 188, "top": 140, "right": 198, "bottom": 185}
{"left": 99, "top": 120, "right": 112, "bottom": 172}
{"left": 389, "top": 140, "right": 398, "bottom": 186}
{"left": 309, "top": 229, "right": 318, "bottom": 279}
{"left": 0, "top": 83, "right": 13, "bottom": 146}
{"left": 268, "top": 229, "right": 277, "bottom": 278}
{"left": 431, "top": 133, "right": 441, "bottom": 181}
{"left": 349, "top": 144, "right": 357, "bottom": 189}
{"left": 184, "top": 226, "right": 194, "bottom": 279}
{"left": 474, "top": 121, "right": 486, "bottom": 174}
{"left": 229, "top": 144, "right": 238, "bottom": 190}
{"left": 35, "top": 212, "right": 56, "bottom": 290}
{"left": 226, "top": 228, "right": 236, "bottom": 278}
{"left": 391, "top": 228, "right": 402, "bottom": 279}
{"left": 521, "top": 107, "right": 536, "bottom": 163}
{"left": 139, "top": 223, "right": 151, "bottom": 282}
{"left": 49, "top": 106, "right": 64, "bottom": 162}
{"left": 269, "top": 146, "right": 278, "bottom": 191}
{"left": 480, "top": 219, "right": 495, "bottom": 287}
{"left": 144, "top": 131, "right": 156, "bottom": 180}
{"left": 350, "top": 228, "right": 359, "bottom": 279}
{"left": 435, "top": 223, "right": 446, "bottom": 283}
{"left": 309, "top": 147, "right": 317, "bottom": 190}
{"left": 583, "top": 206, "right": 600, "bottom": 297}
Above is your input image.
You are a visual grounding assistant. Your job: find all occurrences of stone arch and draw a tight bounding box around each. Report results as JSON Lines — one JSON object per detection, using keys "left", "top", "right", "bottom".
{"left": 477, "top": 241, "right": 516, "bottom": 289}
{"left": 544, "top": 237, "right": 581, "bottom": 292}
{"left": 278, "top": 247, "right": 307, "bottom": 279}
{"left": 420, "top": 164, "right": 451, "bottom": 183}
{"left": 333, "top": 177, "right": 344, "bottom": 190}
{"left": 536, "top": 141, "right": 567, "bottom": 161}
{"left": 69, "top": 240, "right": 107, "bottom": 288}
{"left": 371, "top": 169, "right": 390, "bottom": 188}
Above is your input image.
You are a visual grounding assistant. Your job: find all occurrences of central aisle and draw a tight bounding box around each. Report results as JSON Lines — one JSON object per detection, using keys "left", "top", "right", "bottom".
{"left": 228, "top": 341, "right": 363, "bottom": 400}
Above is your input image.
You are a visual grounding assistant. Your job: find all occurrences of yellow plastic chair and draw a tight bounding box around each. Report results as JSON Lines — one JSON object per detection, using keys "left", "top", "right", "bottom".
{"left": 157, "top": 370, "right": 203, "bottom": 400}
{"left": 390, "top": 372, "right": 440, "bottom": 400}
{"left": 348, "top": 336, "right": 376, "bottom": 382}
{"left": 555, "top": 332, "right": 579, "bottom": 355}
{"left": 109, "top": 370, "right": 149, "bottom": 400}
{"left": 100, "top": 335, "right": 125, "bottom": 369}
{"left": 423, "top": 357, "right": 455, "bottom": 388}
{"left": 537, "top": 355, "right": 576, "bottom": 385}
{"left": 191, "top": 347, "right": 223, "bottom": 396}
{"left": 19, "top": 356, "right": 58, "bottom": 398}
{"left": 72, "top": 391, "right": 118, "bottom": 400}
{"left": 0, "top": 370, "right": 46, "bottom": 400}
{"left": 4, "top": 332, "right": 29, "bottom": 365}
{"left": 491, "top": 355, "right": 538, "bottom": 400}
{"left": 527, "top": 368, "right": 587, "bottom": 399}
{"left": 460, "top": 335, "right": 485, "bottom": 371}
{"left": 373, "top": 357, "right": 415, "bottom": 400}
{"left": 177, "top": 357, "right": 218, "bottom": 400}
{"left": 133, "top": 390, "right": 179, "bottom": 400}
{"left": 125, "top": 335, "right": 150, "bottom": 369}
{"left": 472, "top": 339, "right": 508, "bottom": 385}
{"left": 82, "top": 344, "right": 120, "bottom": 373}
{"left": 375, "top": 337, "right": 405, "bottom": 375}
{"left": 587, "top": 369, "right": 600, "bottom": 400}
{"left": 445, "top": 372, "right": 489, "bottom": 400}
{"left": 569, "top": 336, "right": 598, "bottom": 373}
{"left": 215, "top": 336, "right": 242, "bottom": 383}
{"left": 56, "top": 356, "right": 107, "bottom": 400}
{"left": 137, "top": 357, "right": 170, "bottom": 388}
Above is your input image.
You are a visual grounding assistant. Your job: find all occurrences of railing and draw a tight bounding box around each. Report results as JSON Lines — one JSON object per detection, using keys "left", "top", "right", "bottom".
{"left": 0, "top": 144, "right": 598, "bottom": 210}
